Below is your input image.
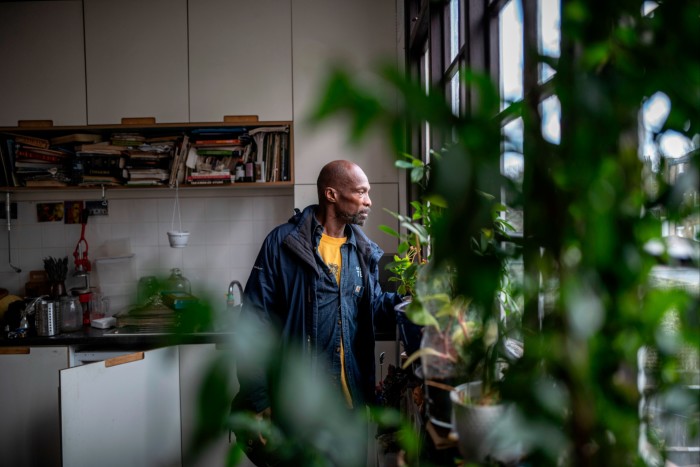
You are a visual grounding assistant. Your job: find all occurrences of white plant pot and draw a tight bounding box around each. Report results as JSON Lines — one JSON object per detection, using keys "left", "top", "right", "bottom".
{"left": 167, "top": 231, "right": 190, "bottom": 248}
{"left": 450, "top": 381, "right": 523, "bottom": 464}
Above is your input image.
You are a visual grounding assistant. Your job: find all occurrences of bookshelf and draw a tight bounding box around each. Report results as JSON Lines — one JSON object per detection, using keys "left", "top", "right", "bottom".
{"left": 0, "top": 118, "right": 294, "bottom": 192}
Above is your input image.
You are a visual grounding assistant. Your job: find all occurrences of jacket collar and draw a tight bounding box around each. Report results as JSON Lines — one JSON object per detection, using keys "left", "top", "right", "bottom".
{"left": 283, "top": 205, "right": 384, "bottom": 269}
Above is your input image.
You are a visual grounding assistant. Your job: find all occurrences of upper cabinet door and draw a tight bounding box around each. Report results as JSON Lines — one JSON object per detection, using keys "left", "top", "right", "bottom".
{"left": 188, "top": 0, "right": 293, "bottom": 122}
{"left": 0, "top": 1, "right": 87, "bottom": 127}
{"left": 84, "top": 0, "right": 189, "bottom": 124}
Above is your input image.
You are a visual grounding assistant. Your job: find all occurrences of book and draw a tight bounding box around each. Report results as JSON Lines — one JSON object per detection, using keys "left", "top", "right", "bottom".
{"left": 79, "top": 174, "right": 123, "bottom": 186}
{"left": 192, "top": 139, "right": 241, "bottom": 147}
{"left": 76, "top": 142, "right": 125, "bottom": 154}
{"left": 16, "top": 148, "right": 68, "bottom": 164}
{"left": 169, "top": 134, "right": 189, "bottom": 187}
{"left": 128, "top": 168, "right": 169, "bottom": 180}
{"left": 187, "top": 170, "right": 231, "bottom": 181}
{"left": 15, "top": 160, "right": 60, "bottom": 170}
{"left": 76, "top": 154, "right": 126, "bottom": 169}
{"left": 186, "top": 179, "right": 231, "bottom": 185}
{"left": 24, "top": 179, "right": 69, "bottom": 187}
{"left": 2, "top": 133, "right": 50, "bottom": 149}
{"left": 0, "top": 140, "right": 10, "bottom": 186}
{"left": 50, "top": 133, "right": 102, "bottom": 146}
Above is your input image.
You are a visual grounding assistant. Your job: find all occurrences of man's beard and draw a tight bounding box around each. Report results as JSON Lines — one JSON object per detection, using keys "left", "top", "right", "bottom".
{"left": 342, "top": 209, "right": 371, "bottom": 226}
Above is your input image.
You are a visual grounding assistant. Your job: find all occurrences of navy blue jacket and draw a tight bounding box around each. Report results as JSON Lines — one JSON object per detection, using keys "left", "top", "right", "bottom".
{"left": 236, "top": 205, "right": 401, "bottom": 413}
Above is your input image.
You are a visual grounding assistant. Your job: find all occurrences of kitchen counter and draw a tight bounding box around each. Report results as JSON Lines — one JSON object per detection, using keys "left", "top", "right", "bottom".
{"left": 0, "top": 325, "right": 234, "bottom": 350}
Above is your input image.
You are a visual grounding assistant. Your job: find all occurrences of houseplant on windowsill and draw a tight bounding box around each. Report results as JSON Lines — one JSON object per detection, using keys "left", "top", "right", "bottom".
{"left": 382, "top": 153, "right": 522, "bottom": 434}
{"left": 398, "top": 196, "right": 522, "bottom": 435}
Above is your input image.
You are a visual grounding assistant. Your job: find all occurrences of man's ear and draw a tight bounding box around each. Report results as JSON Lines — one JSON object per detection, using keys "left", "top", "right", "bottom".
{"left": 325, "top": 187, "right": 337, "bottom": 203}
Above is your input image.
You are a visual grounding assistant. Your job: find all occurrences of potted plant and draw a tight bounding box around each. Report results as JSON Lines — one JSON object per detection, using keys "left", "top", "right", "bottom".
{"left": 383, "top": 152, "right": 522, "bottom": 433}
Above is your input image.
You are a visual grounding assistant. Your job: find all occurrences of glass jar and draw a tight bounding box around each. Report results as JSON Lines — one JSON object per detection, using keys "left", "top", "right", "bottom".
{"left": 89, "top": 292, "right": 109, "bottom": 322}
{"left": 59, "top": 296, "right": 82, "bottom": 332}
{"left": 166, "top": 268, "right": 191, "bottom": 294}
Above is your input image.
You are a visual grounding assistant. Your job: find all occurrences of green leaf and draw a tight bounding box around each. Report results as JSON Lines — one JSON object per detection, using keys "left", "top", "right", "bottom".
{"left": 378, "top": 224, "right": 399, "bottom": 238}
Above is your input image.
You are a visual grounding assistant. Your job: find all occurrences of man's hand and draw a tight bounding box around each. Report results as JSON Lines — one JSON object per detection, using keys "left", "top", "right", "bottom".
{"left": 256, "top": 407, "right": 272, "bottom": 445}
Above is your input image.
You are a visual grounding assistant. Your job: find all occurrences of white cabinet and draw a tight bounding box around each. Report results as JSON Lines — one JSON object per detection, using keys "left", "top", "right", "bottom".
{"left": 84, "top": 0, "right": 190, "bottom": 124}
{"left": 0, "top": 346, "right": 69, "bottom": 467}
{"left": 60, "top": 346, "right": 183, "bottom": 467}
{"left": 60, "top": 343, "right": 244, "bottom": 467}
{"left": 188, "top": 0, "right": 293, "bottom": 122}
{"left": 0, "top": 1, "right": 87, "bottom": 127}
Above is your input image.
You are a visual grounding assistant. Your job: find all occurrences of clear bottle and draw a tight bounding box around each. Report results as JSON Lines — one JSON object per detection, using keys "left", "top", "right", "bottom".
{"left": 166, "top": 268, "right": 191, "bottom": 294}
{"left": 59, "top": 296, "right": 82, "bottom": 332}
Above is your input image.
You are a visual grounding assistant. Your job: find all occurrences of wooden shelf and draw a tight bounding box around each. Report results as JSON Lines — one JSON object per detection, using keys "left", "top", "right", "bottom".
{"left": 0, "top": 119, "right": 294, "bottom": 190}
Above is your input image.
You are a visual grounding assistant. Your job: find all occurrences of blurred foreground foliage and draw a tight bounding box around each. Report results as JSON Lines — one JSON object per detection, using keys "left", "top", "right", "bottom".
{"left": 187, "top": 1, "right": 699, "bottom": 466}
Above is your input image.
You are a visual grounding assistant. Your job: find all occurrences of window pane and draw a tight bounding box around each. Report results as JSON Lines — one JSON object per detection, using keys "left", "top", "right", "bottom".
{"left": 539, "top": 0, "right": 560, "bottom": 82}
{"left": 502, "top": 117, "right": 524, "bottom": 234}
{"left": 447, "top": 0, "right": 460, "bottom": 65}
{"left": 502, "top": 117, "right": 524, "bottom": 183}
{"left": 450, "top": 71, "right": 460, "bottom": 117}
{"left": 500, "top": 0, "right": 524, "bottom": 108}
{"left": 541, "top": 94, "right": 561, "bottom": 144}
{"left": 422, "top": 48, "right": 431, "bottom": 162}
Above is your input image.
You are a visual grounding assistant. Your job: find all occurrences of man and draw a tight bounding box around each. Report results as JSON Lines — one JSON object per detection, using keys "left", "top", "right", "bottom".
{"left": 233, "top": 160, "right": 402, "bottom": 464}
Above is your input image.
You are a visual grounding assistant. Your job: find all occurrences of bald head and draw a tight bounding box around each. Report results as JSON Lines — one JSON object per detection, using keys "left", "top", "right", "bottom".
{"left": 317, "top": 160, "right": 360, "bottom": 201}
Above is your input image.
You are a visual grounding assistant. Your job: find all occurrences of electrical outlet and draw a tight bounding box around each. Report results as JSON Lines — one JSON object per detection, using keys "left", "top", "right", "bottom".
{"left": 0, "top": 202, "right": 18, "bottom": 219}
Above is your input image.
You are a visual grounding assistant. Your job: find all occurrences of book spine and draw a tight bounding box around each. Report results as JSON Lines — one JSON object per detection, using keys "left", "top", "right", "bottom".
{"left": 77, "top": 155, "right": 126, "bottom": 169}
{"left": 83, "top": 167, "right": 128, "bottom": 180}
{"left": 12, "top": 134, "right": 50, "bottom": 149}
{"left": 16, "top": 149, "right": 66, "bottom": 164}
{"left": 186, "top": 179, "right": 231, "bottom": 185}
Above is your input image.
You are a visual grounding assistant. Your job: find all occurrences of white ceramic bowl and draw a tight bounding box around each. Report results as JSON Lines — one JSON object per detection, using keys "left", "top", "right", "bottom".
{"left": 167, "top": 231, "right": 190, "bottom": 248}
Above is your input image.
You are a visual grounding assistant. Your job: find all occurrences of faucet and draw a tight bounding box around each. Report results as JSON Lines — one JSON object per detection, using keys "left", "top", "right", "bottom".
{"left": 227, "top": 280, "right": 243, "bottom": 312}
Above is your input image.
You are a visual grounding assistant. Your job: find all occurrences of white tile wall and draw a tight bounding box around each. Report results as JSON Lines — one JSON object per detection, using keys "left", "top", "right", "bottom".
{"left": 0, "top": 192, "right": 294, "bottom": 315}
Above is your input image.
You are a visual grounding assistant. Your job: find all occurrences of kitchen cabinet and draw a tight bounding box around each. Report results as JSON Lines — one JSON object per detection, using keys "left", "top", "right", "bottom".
{"left": 0, "top": 1, "right": 87, "bottom": 127}
{"left": 60, "top": 343, "right": 243, "bottom": 467}
{"left": 83, "top": 0, "right": 190, "bottom": 124}
{"left": 188, "top": 0, "right": 293, "bottom": 122}
{"left": 0, "top": 346, "right": 69, "bottom": 467}
{"left": 60, "top": 346, "right": 183, "bottom": 467}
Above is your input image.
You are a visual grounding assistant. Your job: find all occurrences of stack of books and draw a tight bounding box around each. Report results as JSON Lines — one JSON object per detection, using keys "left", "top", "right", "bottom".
{"left": 74, "top": 140, "right": 128, "bottom": 186}
{"left": 186, "top": 169, "right": 232, "bottom": 185}
{"left": 183, "top": 128, "right": 250, "bottom": 184}
{"left": 8, "top": 134, "right": 72, "bottom": 187}
{"left": 125, "top": 139, "right": 176, "bottom": 186}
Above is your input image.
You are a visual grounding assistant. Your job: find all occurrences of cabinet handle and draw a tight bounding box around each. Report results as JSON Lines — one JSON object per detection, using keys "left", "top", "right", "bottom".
{"left": 17, "top": 120, "right": 53, "bottom": 128}
{"left": 223, "top": 115, "right": 259, "bottom": 123}
{"left": 121, "top": 117, "right": 156, "bottom": 125}
{"left": 0, "top": 347, "right": 30, "bottom": 355}
{"left": 104, "top": 351, "right": 144, "bottom": 367}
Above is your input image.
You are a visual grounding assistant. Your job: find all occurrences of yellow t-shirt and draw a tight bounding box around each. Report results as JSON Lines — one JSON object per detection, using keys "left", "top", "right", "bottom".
{"left": 318, "top": 233, "right": 353, "bottom": 408}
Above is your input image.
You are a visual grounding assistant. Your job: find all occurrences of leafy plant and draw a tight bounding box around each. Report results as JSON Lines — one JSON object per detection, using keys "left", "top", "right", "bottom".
{"left": 308, "top": 2, "right": 700, "bottom": 463}
{"left": 378, "top": 153, "right": 440, "bottom": 297}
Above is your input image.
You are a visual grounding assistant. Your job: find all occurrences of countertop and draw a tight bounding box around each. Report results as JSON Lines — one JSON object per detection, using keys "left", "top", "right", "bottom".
{"left": 0, "top": 325, "right": 234, "bottom": 350}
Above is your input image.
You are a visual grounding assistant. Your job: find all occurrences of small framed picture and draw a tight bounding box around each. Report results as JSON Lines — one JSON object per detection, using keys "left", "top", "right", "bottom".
{"left": 36, "top": 202, "right": 64, "bottom": 223}
{"left": 64, "top": 201, "right": 84, "bottom": 224}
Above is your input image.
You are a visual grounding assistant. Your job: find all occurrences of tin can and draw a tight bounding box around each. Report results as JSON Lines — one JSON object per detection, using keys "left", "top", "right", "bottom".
{"left": 35, "top": 299, "right": 60, "bottom": 336}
